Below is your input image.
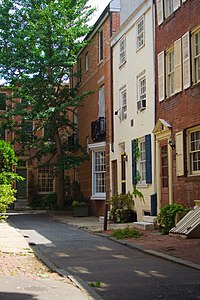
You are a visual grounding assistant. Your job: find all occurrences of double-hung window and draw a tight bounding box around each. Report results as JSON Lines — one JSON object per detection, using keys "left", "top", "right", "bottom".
{"left": 93, "top": 150, "right": 106, "bottom": 195}
{"left": 188, "top": 127, "right": 200, "bottom": 175}
{"left": 136, "top": 16, "right": 144, "bottom": 50}
{"left": 99, "top": 30, "right": 103, "bottom": 62}
{"left": 194, "top": 30, "right": 200, "bottom": 83}
{"left": 85, "top": 52, "right": 89, "bottom": 72}
{"left": 167, "top": 49, "right": 175, "bottom": 96}
{"left": 119, "top": 36, "right": 126, "bottom": 66}
{"left": 120, "top": 87, "right": 127, "bottom": 121}
{"left": 0, "top": 124, "right": 6, "bottom": 140}
{"left": 22, "top": 120, "right": 33, "bottom": 136}
{"left": 0, "top": 93, "right": 6, "bottom": 111}
{"left": 137, "top": 74, "right": 146, "bottom": 111}
{"left": 139, "top": 140, "right": 146, "bottom": 183}
{"left": 165, "top": 0, "right": 174, "bottom": 18}
{"left": 38, "top": 166, "right": 54, "bottom": 193}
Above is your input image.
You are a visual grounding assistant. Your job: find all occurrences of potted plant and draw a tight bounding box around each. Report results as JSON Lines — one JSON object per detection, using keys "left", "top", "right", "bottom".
{"left": 110, "top": 192, "right": 137, "bottom": 223}
{"left": 71, "top": 181, "right": 89, "bottom": 217}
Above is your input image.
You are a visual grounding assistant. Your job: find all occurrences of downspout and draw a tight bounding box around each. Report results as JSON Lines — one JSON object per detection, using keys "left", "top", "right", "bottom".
{"left": 152, "top": 1, "right": 157, "bottom": 196}
{"left": 110, "top": 12, "right": 114, "bottom": 152}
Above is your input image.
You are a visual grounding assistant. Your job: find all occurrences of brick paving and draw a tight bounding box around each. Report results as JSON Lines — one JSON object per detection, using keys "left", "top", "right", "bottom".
{"left": 0, "top": 250, "right": 71, "bottom": 284}
{"left": 104, "top": 229, "right": 200, "bottom": 266}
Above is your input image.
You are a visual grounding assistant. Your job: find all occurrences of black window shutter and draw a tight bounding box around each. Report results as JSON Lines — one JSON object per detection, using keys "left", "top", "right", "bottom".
{"left": 145, "top": 134, "right": 152, "bottom": 184}
{"left": 131, "top": 140, "right": 137, "bottom": 185}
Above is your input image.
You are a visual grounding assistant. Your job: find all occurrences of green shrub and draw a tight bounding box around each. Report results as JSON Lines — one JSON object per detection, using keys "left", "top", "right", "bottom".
{"left": 0, "top": 184, "right": 16, "bottom": 218}
{"left": 110, "top": 192, "right": 135, "bottom": 223}
{"left": 158, "top": 203, "right": 188, "bottom": 235}
{"left": 111, "top": 227, "right": 142, "bottom": 240}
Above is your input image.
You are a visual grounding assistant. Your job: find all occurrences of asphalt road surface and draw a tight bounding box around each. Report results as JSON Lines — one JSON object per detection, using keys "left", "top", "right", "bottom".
{"left": 9, "top": 214, "right": 200, "bottom": 300}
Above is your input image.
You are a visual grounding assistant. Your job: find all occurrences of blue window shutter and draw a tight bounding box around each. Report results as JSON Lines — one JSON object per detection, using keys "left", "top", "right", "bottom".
{"left": 145, "top": 134, "right": 152, "bottom": 184}
{"left": 131, "top": 140, "right": 137, "bottom": 185}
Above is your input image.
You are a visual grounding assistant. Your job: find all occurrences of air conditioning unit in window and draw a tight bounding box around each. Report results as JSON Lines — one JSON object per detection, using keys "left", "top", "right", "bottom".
{"left": 137, "top": 99, "right": 146, "bottom": 111}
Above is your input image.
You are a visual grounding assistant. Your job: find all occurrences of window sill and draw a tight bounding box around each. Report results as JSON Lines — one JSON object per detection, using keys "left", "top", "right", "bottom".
{"left": 98, "top": 60, "right": 103, "bottom": 67}
{"left": 91, "top": 194, "right": 106, "bottom": 200}
{"left": 137, "top": 183, "right": 149, "bottom": 188}
{"left": 136, "top": 44, "right": 145, "bottom": 52}
{"left": 119, "top": 61, "right": 126, "bottom": 69}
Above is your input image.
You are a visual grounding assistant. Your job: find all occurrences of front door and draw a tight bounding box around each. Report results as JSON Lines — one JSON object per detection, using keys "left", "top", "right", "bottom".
{"left": 112, "top": 160, "right": 118, "bottom": 195}
{"left": 16, "top": 168, "right": 27, "bottom": 199}
{"left": 160, "top": 141, "right": 169, "bottom": 206}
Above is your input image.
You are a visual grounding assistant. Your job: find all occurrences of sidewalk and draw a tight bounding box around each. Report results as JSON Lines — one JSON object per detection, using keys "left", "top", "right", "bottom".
{"left": 50, "top": 212, "right": 200, "bottom": 270}
{"left": 0, "top": 219, "right": 102, "bottom": 300}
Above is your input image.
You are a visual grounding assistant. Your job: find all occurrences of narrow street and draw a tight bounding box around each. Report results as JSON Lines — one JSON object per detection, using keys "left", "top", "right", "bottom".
{"left": 9, "top": 214, "right": 200, "bottom": 300}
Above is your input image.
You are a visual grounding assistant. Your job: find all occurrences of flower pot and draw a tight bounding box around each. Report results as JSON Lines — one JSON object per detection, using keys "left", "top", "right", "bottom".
{"left": 73, "top": 203, "right": 89, "bottom": 217}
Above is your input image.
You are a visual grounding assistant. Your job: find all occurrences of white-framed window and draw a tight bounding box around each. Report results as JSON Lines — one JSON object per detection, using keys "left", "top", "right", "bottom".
{"left": 38, "top": 166, "right": 54, "bottom": 193}
{"left": 99, "top": 29, "right": 103, "bottom": 62}
{"left": 139, "top": 140, "right": 146, "bottom": 183}
{"left": 194, "top": 30, "right": 200, "bottom": 83}
{"left": 119, "top": 36, "right": 126, "bottom": 66}
{"left": 137, "top": 74, "right": 146, "bottom": 111}
{"left": 187, "top": 127, "right": 200, "bottom": 175}
{"left": 98, "top": 85, "right": 105, "bottom": 118}
{"left": 165, "top": 0, "right": 174, "bottom": 18}
{"left": 93, "top": 150, "right": 106, "bottom": 196}
{"left": 136, "top": 16, "right": 145, "bottom": 50}
{"left": 120, "top": 87, "right": 127, "bottom": 121}
{"left": 85, "top": 52, "right": 89, "bottom": 72}
{"left": 167, "top": 49, "right": 175, "bottom": 97}
{"left": 0, "top": 93, "right": 6, "bottom": 111}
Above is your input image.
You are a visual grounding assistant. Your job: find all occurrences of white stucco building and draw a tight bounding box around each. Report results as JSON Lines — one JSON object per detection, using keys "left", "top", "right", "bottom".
{"left": 110, "top": 0, "right": 156, "bottom": 221}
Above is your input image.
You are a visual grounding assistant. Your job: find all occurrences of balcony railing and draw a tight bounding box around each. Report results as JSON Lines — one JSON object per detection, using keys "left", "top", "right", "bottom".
{"left": 91, "top": 117, "right": 106, "bottom": 142}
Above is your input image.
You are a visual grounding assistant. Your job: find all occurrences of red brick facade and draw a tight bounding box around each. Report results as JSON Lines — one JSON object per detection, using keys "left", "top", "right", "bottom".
{"left": 155, "top": 0, "right": 200, "bottom": 207}
{"left": 74, "top": 11, "right": 120, "bottom": 216}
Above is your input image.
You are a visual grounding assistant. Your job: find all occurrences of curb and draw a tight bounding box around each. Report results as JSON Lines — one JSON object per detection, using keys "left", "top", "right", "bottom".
{"left": 96, "top": 233, "right": 200, "bottom": 271}
{"left": 32, "top": 244, "right": 104, "bottom": 300}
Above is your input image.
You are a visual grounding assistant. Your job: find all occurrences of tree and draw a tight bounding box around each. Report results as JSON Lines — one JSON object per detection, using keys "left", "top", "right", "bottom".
{"left": 0, "top": 0, "right": 94, "bottom": 208}
{"left": 0, "top": 140, "right": 23, "bottom": 217}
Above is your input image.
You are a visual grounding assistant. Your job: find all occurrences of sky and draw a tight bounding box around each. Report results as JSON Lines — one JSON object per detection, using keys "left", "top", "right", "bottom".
{"left": 88, "top": 0, "right": 111, "bottom": 25}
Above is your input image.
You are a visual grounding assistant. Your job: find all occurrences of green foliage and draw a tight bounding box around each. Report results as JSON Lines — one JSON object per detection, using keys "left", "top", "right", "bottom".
{"left": 158, "top": 203, "right": 188, "bottom": 235}
{"left": 29, "top": 187, "right": 57, "bottom": 210}
{"left": 0, "top": 141, "right": 23, "bottom": 216}
{"left": 110, "top": 192, "right": 135, "bottom": 223}
{"left": 0, "top": 0, "right": 95, "bottom": 207}
{"left": 88, "top": 282, "right": 101, "bottom": 288}
{"left": 0, "top": 140, "right": 23, "bottom": 184}
{"left": 0, "top": 184, "right": 16, "bottom": 218}
{"left": 111, "top": 227, "right": 142, "bottom": 240}
{"left": 132, "top": 139, "right": 144, "bottom": 201}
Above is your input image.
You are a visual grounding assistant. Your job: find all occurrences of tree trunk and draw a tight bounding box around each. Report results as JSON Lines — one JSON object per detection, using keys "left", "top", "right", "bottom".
{"left": 54, "top": 132, "right": 65, "bottom": 209}
{"left": 56, "top": 168, "right": 65, "bottom": 209}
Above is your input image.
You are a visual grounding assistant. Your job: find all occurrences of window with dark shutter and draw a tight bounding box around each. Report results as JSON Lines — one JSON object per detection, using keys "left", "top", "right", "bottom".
{"left": 145, "top": 134, "right": 152, "bottom": 184}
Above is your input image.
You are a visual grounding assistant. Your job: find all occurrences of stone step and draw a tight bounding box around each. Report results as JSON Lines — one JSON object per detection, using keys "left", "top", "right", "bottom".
{"left": 143, "top": 216, "right": 157, "bottom": 223}
{"left": 133, "top": 221, "right": 155, "bottom": 230}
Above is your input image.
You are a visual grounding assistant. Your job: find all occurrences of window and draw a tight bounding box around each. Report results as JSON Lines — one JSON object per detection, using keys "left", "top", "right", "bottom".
{"left": 38, "top": 166, "right": 54, "bottom": 193}
{"left": 138, "top": 141, "right": 146, "bottom": 183}
{"left": 85, "top": 52, "right": 89, "bottom": 72}
{"left": 188, "top": 127, "right": 200, "bottom": 175}
{"left": 93, "top": 150, "right": 106, "bottom": 195}
{"left": 22, "top": 121, "right": 33, "bottom": 136}
{"left": 0, "top": 93, "right": 6, "bottom": 111}
{"left": 119, "top": 36, "right": 126, "bottom": 65}
{"left": 167, "top": 49, "right": 175, "bottom": 96}
{"left": 98, "top": 85, "right": 105, "bottom": 118}
{"left": 165, "top": 0, "right": 173, "bottom": 18}
{"left": 77, "top": 57, "right": 82, "bottom": 84}
{"left": 194, "top": 30, "right": 200, "bottom": 83}
{"left": 136, "top": 17, "right": 144, "bottom": 50}
{"left": 99, "top": 30, "right": 103, "bottom": 62}
{"left": 120, "top": 88, "right": 127, "bottom": 121}
{"left": 132, "top": 135, "right": 152, "bottom": 185}
{"left": 157, "top": 0, "right": 181, "bottom": 25}
{"left": 0, "top": 125, "right": 6, "bottom": 140}
{"left": 137, "top": 74, "right": 146, "bottom": 111}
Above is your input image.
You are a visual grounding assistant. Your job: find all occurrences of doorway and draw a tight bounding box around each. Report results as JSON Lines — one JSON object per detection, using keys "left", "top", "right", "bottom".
{"left": 160, "top": 141, "right": 169, "bottom": 206}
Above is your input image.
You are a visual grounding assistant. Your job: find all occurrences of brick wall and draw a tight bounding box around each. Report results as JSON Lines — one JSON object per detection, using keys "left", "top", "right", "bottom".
{"left": 155, "top": 0, "right": 200, "bottom": 207}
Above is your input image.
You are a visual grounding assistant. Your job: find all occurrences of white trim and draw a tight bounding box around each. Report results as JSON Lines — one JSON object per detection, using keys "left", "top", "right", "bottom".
{"left": 88, "top": 141, "right": 106, "bottom": 150}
